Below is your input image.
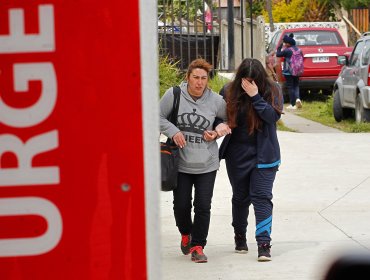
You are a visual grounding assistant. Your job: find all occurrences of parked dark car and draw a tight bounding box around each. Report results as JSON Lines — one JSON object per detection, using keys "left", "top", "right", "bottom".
{"left": 333, "top": 32, "right": 370, "bottom": 123}
{"left": 266, "top": 27, "right": 353, "bottom": 97}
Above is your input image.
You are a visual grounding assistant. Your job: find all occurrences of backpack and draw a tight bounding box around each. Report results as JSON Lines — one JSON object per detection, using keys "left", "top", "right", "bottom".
{"left": 288, "top": 47, "right": 304, "bottom": 76}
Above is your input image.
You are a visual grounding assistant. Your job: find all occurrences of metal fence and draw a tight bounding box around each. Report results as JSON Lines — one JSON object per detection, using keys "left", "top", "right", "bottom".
{"left": 158, "top": 0, "right": 250, "bottom": 72}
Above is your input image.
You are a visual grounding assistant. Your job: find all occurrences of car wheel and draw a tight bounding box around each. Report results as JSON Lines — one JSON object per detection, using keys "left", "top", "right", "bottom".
{"left": 333, "top": 89, "right": 343, "bottom": 122}
{"left": 355, "top": 93, "right": 370, "bottom": 123}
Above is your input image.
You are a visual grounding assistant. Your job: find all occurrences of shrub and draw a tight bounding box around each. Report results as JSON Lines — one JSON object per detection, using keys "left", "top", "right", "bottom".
{"left": 159, "top": 54, "right": 183, "bottom": 97}
{"left": 208, "top": 74, "right": 229, "bottom": 94}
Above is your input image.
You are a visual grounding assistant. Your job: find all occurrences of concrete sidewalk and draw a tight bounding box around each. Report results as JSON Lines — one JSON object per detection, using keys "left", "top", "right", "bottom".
{"left": 281, "top": 110, "right": 342, "bottom": 133}
{"left": 160, "top": 129, "right": 370, "bottom": 279}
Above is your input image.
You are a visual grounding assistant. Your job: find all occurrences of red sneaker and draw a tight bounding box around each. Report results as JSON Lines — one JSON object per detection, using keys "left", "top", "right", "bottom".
{"left": 190, "top": 246, "right": 208, "bottom": 263}
{"left": 181, "top": 234, "right": 191, "bottom": 255}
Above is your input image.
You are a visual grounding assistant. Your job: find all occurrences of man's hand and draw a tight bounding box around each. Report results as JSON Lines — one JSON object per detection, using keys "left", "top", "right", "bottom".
{"left": 172, "top": 131, "right": 186, "bottom": 148}
{"left": 215, "top": 123, "right": 231, "bottom": 137}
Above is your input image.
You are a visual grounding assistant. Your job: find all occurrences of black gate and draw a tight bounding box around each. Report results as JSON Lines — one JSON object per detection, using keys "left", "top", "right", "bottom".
{"left": 159, "top": 33, "right": 220, "bottom": 70}
{"left": 158, "top": 0, "right": 245, "bottom": 71}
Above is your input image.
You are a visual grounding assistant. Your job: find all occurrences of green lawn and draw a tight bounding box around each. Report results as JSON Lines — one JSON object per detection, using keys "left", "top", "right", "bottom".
{"left": 293, "top": 99, "right": 370, "bottom": 133}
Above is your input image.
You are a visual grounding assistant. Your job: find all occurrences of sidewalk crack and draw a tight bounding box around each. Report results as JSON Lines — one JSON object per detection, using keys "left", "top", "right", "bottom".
{"left": 318, "top": 176, "right": 370, "bottom": 250}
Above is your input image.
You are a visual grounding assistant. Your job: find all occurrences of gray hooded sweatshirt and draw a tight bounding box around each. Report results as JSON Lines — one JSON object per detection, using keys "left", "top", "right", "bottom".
{"left": 160, "top": 82, "right": 227, "bottom": 174}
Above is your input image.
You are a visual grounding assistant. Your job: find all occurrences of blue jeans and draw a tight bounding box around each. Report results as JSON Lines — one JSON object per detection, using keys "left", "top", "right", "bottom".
{"left": 173, "top": 171, "right": 217, "bottom": 248}
{"left": 285, "top": 75, "right": 300, "bottom": 106}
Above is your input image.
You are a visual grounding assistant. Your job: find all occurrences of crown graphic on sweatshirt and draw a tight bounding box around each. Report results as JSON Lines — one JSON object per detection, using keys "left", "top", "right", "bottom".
{"left": 177, "top": 109, "right": 211, "bottom": 134}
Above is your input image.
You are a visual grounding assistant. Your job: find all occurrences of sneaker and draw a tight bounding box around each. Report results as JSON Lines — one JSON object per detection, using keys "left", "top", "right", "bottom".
{"left": 181, "top": 234, "right": 191, "bottom": 255}
{"left": 286, "top": 105, "right": 297, "bottom": 110}
{"left": 258, "top": 243, "right": 272, "bottom": 262}
{"left": 190, "top": 246, "right": 208, "bottom": 263}
{"left": 296, "top": 99, "right": 302, "bottom": 108}
{"left": 234, "top": 234, "right": 248, "bottom": 254}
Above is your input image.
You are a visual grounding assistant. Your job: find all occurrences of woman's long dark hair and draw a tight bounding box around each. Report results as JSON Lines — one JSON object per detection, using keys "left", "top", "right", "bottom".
{"left": 226, "top": 58, "right": 282, "bottom": 134}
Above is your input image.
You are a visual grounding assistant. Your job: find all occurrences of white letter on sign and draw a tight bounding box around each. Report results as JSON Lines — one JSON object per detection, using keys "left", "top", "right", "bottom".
{"left": 0, "top": 197, "right": 63, "bottom": 257}
{"left": 0, "top": 131, "right": 60, "bottom": 186}
{"left": 0, "top": 63, "right": 57, "bottom": 128}
{"left": 0, "top": 5, "right": 55, "bottom": 53}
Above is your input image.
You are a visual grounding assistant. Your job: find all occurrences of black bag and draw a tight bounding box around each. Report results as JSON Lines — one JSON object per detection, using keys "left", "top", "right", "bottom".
{"left": 160, "top": 86, "right": 181, "bottom": 191}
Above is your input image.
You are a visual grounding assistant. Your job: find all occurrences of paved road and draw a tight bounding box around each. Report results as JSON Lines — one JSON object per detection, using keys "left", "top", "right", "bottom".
{"left": 160, "top": 116, "right": 370, "bottom": 280}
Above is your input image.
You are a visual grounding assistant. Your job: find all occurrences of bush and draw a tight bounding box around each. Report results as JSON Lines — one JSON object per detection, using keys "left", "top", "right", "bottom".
{"left": 159, "top": 54, "right": 183, "bottom": 97}
{"left": 208, "top": 74, "right": 229, "bottom": 94}
{"left": 159, "top": 54, "right": 230, "bottom": 97}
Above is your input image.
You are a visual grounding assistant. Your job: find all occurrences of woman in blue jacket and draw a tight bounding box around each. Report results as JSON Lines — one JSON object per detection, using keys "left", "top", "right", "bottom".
{"left": 217, "top": 58, "right": 283, "bottom": 261}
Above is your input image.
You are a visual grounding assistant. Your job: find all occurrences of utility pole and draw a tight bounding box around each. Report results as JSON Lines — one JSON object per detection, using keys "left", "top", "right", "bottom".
{"left": 249, "top": 0, "right": 253, "bottom": 58}
{"left": 227, "top": 0, "right": 234, "bottom": 70}
{"left": 266, "top": 0, "right": 274, "bottom": 32}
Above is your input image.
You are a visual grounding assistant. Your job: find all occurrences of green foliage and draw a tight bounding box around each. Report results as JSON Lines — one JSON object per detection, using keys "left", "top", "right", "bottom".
{"left": 295, "top": 98, "right": 370, "bottom": 133}
{"left": 338, "top": 0, "right": 370, "bottom": 10}
{"left": 208, "top": 74, "right": 228, "bottom": 94}
{"left": 158, "top": 54, "right": 183, "bottom": 98}
{"left": 159, "top": 0, "right": 205, "bottom": 21}
{"left": 277, "top": 119, "right": 297, "bottom": 132}
{"left": 246, "top": 0, "right": 265, "bottom": 18}
{"left": 173, "top": 0, "right": 203, "bottom": 20}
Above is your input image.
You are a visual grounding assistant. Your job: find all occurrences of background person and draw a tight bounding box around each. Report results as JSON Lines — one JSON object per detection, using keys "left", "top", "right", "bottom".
{"left": 217, "top": 58, "right": 283, "bottom": 262}
{"left": 160, "top": 58, "right": 227, "bottom": 263}
{"left": 204, "top": 2, "right": 212, "bottom": 33}
{"left": 276, "top": 33, "right": 302, "bottom": 109}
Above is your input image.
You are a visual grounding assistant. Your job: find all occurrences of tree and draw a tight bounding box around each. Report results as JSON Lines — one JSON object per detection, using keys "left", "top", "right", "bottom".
{"left": 305, "top": 0, "right": 330, "bottom": 21}
{"left": 262, "top": 0, "right": 307, "bottom": 22}
{"left": 317, "top": 0, "right": 370, "bottom": 12}
{"left": 266, "top": 0, "right": 274, "bottom": 32}
{"left": 262, "top": 0, "right": 370, "bottom": 23}
{"left": 159, "top": 0, "right": 206, "bottom": 22}
{"left": 338, "top": 0, "right": 370, "bottom": 9}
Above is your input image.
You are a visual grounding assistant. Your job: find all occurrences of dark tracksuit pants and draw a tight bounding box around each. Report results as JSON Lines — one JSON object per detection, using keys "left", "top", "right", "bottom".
{"left": 284, "top": 74, "right": 300, "bottom": 106}
{"left": 173, "top": 171, "right": 217, "bottom": 248}
{"left": 225, "top": 139, "right": 277, "bottom": 245}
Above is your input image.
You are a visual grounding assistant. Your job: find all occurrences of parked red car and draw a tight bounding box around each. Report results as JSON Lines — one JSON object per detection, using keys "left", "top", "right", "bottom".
{"left": 266, "top": 27, "right": 353, "bottom": 96}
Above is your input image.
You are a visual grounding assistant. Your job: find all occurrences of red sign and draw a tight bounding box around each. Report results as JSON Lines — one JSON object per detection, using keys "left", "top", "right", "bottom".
{"left": 0, "top": 1, "right": 151, "bottom": 279}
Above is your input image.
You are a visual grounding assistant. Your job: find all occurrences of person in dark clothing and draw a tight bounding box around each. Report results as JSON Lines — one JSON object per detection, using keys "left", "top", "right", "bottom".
{"left": 216, "top": 58, "right": 283, "bottom": 261}
{"left": 276, "top": 33, "right": 302, "bottom": 109}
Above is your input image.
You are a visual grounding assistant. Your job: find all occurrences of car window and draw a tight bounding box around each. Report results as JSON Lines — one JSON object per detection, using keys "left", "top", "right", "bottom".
{"left": 362, "top": 40, "right": 370, "bottom": 65}
{"left": 349, "top": 40, "right": 365, "bottom": 67}
{"left": 287, "top": 30, "right": 343, "bottom": 46}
